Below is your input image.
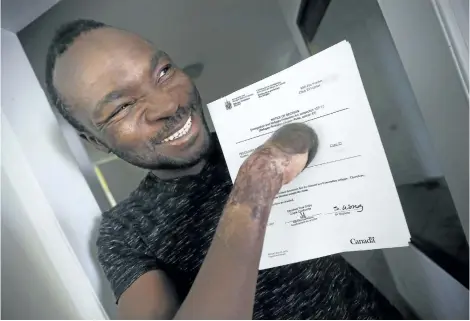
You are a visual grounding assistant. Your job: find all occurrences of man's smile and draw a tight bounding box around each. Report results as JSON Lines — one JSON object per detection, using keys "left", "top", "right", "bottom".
{"left": 161, "top": 114, "right": 192, "bottom": 143}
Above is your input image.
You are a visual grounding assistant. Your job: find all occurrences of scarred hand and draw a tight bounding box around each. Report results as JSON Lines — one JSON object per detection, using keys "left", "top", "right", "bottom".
{"left": 240, "top": 122, "right": 318, "bottom": 188}
{"left": 228, "top": 123, "right": 318, "bottom": 222}
{"left": 218, "top": 123, "right": 318, "bottom": 247}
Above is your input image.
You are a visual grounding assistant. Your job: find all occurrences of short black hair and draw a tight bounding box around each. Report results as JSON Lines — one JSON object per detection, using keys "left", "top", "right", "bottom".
{"left": 45, "top": 19, "right": 107, "bottom": 133}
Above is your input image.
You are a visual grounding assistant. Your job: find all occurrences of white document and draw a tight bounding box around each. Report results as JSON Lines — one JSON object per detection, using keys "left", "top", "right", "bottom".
{"left": 208, "top": 41, "right": 410, "bottom": 270}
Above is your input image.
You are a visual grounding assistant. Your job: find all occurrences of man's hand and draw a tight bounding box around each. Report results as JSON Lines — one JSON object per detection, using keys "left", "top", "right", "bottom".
{"left": 245, "top": 122, "right": 318, "bottom": 186}
{"left": 217, "top": 123, "right": 318, "bottom": 246}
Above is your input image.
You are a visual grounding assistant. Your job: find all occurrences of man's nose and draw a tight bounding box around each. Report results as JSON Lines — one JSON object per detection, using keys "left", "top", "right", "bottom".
{"left": 144, "top": 89, "right": 178, "bottom": 122}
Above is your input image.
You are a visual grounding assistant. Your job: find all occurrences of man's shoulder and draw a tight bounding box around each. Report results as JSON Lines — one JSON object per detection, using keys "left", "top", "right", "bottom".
{"left": 97, "top": 171, "right": 181, "bottom": 240}
{"left": 97, "top": 198, "right": 140, "bottom": 249}
{"left": 98, "top": 173, "right": 155, "bottom": 237}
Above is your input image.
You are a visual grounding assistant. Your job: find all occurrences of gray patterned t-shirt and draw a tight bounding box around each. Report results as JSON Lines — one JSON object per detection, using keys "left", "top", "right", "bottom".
{"left": 97, "top": 135, "right": 400, "bottom": 319}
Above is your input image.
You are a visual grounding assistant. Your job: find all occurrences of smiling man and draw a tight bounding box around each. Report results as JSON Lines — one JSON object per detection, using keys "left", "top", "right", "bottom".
{"left": 46, "top": 19, "right": 401, "bottom": 319}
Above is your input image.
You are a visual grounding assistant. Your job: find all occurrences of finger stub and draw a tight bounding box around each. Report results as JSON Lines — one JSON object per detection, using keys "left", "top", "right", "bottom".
{"left": 268, "top": 123, "right": 318, "bottom": 168}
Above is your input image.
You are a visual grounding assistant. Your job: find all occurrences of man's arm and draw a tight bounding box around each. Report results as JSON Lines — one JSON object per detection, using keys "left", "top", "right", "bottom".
{"left": 118, "top": 270, "right": 179, "bottom": 319}
{"left": 118, "top": 123, "right": 317, "bottom": 319}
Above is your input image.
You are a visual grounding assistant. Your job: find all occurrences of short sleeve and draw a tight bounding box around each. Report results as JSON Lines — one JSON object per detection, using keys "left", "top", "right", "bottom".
{"left": 97, "top": 217, "right": 158, "bottom": 302}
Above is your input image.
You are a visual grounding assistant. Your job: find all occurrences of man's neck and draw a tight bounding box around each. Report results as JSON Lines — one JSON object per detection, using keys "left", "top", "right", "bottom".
{"left": 151, "top": 159, "right": 207, "bottom": 180}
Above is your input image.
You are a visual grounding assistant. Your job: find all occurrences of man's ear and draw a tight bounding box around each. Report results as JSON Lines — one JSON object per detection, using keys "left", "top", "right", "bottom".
{"left": 78, "top": 132, "right": 110, "bottom": 153}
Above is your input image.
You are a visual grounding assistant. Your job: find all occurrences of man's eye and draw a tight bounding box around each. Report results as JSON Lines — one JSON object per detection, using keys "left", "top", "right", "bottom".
{"left": 158, "top": 64, "right": 172, "bottom": 79}
{"left": 115, "top": 101, "right": 135, "bottom": 114}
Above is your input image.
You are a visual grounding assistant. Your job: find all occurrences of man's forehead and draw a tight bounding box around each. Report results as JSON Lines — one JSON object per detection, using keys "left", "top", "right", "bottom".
{"left": 53, "top": 27, "right": 155, "bottom": 111}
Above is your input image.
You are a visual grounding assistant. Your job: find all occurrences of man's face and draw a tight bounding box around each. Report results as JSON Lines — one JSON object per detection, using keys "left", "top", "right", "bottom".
{"left": 53, "top": 27, "right": 211, "bottom": 170}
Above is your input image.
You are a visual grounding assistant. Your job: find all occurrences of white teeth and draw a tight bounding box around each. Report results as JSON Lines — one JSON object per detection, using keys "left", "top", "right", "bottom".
{"left": 162, "top": 117, "right": 192, "bottom": 143}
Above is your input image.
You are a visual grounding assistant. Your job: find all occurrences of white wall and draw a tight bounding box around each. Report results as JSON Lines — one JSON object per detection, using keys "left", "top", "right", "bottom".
{"left": 311, "top": 0, "right": 442, "bottom": 186}
{"left": 2, "top": 172, "right": 80, "bottom": 320}
{"left": 376, "top": 1, "right": 469, "bottom": 318}
{"left": 277, "top": 0, "right": 311, "bottom": 59}
{"left": 379, "top": 0, "right": 469, "bottom": 239}
{"left": 302, "top": 2, "right": 469, "bottom": 318}
{"left": 1, "top": 29, "right": 116, "bottom": 318}
{"left": 1, "top": 0, "right": 60, "bottom": 32}
{"left": 433, "top": 0, "right": 469, "bottom": 92}
{"left": 383, "top": 245, "right": 469, "bottom": 319}
{"left": 1, "top": 106, "right": 107, "bottom": 319}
